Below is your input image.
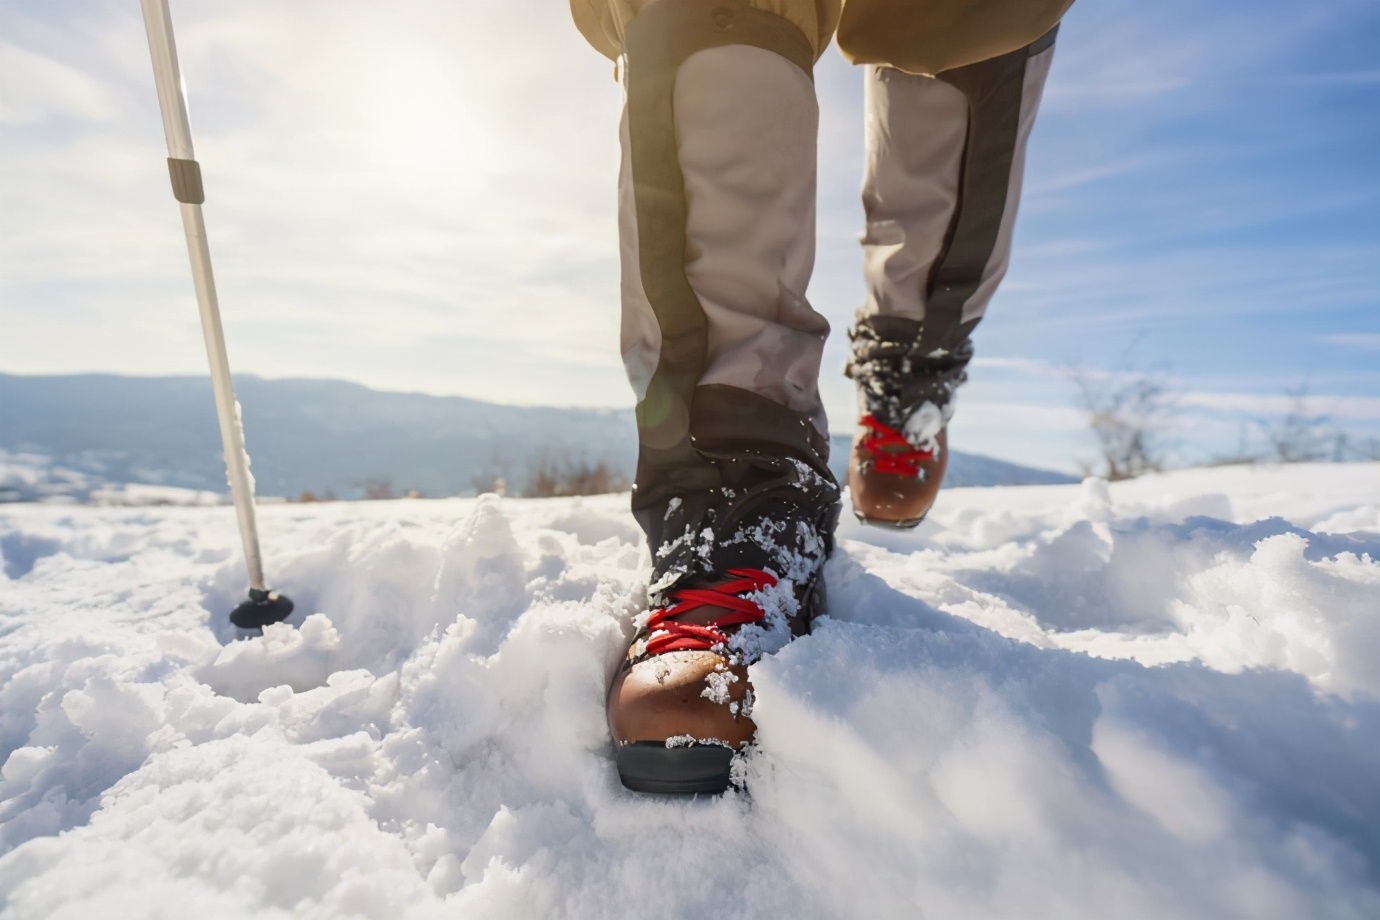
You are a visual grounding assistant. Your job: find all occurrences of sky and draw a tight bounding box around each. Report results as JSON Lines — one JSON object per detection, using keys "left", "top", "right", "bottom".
{"left": 1, "top": 0, "right": 1378, "bottom": 473}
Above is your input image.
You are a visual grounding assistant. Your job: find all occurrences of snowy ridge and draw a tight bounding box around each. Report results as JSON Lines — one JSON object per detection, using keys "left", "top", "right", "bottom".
{"left": 1, "top": 374, "right": 1073, "bottom": 501}
{"left": 1, "top": 465, "right": 1378, "bottom": 918}
{"left": 0, "top": 450, "right": 225, "bottom": 506}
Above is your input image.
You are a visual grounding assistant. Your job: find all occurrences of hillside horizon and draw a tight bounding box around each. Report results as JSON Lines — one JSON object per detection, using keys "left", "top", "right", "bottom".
{"left": 0, "top": 372, "right": 1076, "bottom": 501}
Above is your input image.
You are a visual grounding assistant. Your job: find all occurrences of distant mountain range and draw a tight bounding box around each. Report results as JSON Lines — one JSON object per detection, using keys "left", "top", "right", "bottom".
{"left": 0, "top": 374, "right": 1074, "bottom": 502}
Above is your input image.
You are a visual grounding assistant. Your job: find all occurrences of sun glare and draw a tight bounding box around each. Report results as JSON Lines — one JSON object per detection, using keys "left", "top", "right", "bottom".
{"left": 362, "top": 56, "right": 493, "bottom": 185}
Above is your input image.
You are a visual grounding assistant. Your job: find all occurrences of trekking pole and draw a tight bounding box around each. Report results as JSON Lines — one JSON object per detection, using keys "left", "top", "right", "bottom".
{"left": 140, "top": 0, "right": 292, "bottom": 631}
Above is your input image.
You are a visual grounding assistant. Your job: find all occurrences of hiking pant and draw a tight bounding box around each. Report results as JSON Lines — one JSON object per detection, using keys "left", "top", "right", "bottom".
{"left": 573, "top": 0, "right": 1066, "bottom": 555}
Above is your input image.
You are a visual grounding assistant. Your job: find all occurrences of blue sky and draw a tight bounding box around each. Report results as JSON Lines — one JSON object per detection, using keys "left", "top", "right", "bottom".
{"left": 1, "top": 0, "right": 1377, "bottom": 473}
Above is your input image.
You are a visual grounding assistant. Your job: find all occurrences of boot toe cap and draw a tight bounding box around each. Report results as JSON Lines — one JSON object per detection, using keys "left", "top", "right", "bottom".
{"left": 849, "top": 429, "right": 948, "bottom": 524}
{"left": 607, "top": 650, "right": 756, "bottom": 748}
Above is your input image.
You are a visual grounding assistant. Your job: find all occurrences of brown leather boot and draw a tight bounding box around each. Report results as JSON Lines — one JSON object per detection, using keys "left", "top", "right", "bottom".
{"left": 845, "top": 315, "right": 971, "bottom": 528}
{"left": 849, "top": 417, "right": 949, "bottom": 528}
{"left": 610, "top": 563, "right": 825, "bottom": 794}
{"left": 608, "top": 576, "right": 763, "bottom": 794}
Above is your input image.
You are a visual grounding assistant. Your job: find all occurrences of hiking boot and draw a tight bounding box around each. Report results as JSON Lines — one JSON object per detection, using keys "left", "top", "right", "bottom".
{"left": 849, "top": 420, "right": 948, "bottom": 528}
{"left": 609, "top": 455, "right": 836, "bottom": 795}
{"left": 845, "top": 315, "right": 971, "bottom": 528}
{"left": 608, "top": 567, "right": 822, "bottom": 794}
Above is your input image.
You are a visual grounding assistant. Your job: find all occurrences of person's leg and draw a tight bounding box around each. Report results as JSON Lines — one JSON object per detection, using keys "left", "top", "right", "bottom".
{"left": 581, "top": 0, "right": 842, "bottom": 794}
{"left": 844, "top": 29, "right": 1058, "bottom": 526}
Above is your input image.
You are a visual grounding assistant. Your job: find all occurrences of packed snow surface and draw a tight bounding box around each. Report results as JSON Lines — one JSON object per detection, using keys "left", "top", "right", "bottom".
{"left": 1, "top": 464, "right": 1378, "bottom": 919}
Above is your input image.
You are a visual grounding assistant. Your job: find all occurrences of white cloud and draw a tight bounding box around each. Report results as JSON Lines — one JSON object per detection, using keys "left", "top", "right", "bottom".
{"left": 0, "top": 1, "right": 626, "bottom": 405}
{"left": 1024, "top": 153, "right": 1178, "bottom": 195}
{"left": 1178, "top": 391, "right": 1380, "bottom": 421}
{"left": 0, "top": 41, "right": 120, "bottom": 124}
{"left": 1317, "top": 333, "right": 1380, "bottom": 352}
{"left": 969, "top": 356, "right": 1064, "bottom": 377}
{"left": 1260, "top": 69, "right": 1380, "bottom": 88}
{"left": 954, "top": 401, "right": 1086, "bottom": 432}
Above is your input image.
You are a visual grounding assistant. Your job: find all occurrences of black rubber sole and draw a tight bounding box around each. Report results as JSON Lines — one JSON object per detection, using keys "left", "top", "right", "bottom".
{"left": 852, "top": 507, "right": 925, "bottom": 530}
{"left": 616, "top": 742, "right": 735, "bottom": 795}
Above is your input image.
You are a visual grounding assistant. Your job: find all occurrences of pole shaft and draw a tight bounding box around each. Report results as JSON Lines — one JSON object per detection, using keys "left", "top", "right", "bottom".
{"left": 181, "top": 203, "right": 266, "bottom": 589}
{"left": 140, "top": 0, "right": 195, "bottom": 159}
{"left": 142, "top": 0, "right": 266, "bottom": 590}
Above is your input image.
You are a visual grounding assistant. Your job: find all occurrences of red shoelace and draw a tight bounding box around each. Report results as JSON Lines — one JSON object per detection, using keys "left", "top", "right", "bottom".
{"left": 642, "top": 568, "right": 778, "bottom": 656}
{"left": 859, "top": 413, "right": 933, "bottom": 478}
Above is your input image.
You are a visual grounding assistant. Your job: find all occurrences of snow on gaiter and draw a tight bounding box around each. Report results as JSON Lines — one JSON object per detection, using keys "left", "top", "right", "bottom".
{"left": 847, "top": 29, "right": 1057, "bottom": 444}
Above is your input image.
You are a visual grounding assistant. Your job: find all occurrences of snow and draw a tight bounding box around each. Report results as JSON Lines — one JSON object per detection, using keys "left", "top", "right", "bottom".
{"left": 231, "top": 398, "right": 256, "bottom": 499}
{"left": 901, "top": 400, "right": 949, "bottom": 454}
{"left": 1, "top": 450, "right": 224, "bottom": 507}
{"left": 1, "top": 464, "right": 1378, "bottom": 918}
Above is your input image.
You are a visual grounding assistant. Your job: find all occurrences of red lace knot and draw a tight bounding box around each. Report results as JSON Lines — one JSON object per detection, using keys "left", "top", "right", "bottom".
{"left": 642, "top": 568, "right": 778, "bottom": 657}
{"left": 859, "top": 414, "right": 934, "bottom": 478}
